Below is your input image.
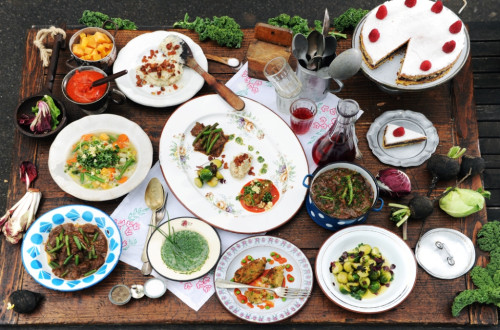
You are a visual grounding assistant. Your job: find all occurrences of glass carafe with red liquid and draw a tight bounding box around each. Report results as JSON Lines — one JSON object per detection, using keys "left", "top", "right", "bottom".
{"left": 312, "top": 99, "right": 360, "bottom": 166}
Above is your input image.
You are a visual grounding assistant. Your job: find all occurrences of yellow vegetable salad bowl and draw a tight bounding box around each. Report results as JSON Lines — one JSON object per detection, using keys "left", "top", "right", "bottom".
{"left": 67, "top": 24, "right": 117, "bottom": 73}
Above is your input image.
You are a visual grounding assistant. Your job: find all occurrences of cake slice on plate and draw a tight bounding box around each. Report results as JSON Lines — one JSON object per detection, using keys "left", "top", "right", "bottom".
{"left": 383, "top": 123, "right": 427, "bottom": 148}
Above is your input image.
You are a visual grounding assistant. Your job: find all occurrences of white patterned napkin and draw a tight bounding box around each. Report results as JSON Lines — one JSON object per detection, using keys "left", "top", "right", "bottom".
{"left": 111, "top": 62, "right": 360, "bottom": 311}
{"left": 111, "top": 161, "right": 250, "bottom": 311}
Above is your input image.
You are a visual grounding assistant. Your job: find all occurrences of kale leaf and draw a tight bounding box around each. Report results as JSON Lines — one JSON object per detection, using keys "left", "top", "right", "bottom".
{"left": 79, "top": 10, "right": 137, "bottom": 30}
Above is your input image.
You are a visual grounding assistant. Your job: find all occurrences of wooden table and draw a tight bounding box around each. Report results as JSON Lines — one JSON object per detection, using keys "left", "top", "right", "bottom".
{"left": 0, "top": 27, "right": 497, "bottom": 326}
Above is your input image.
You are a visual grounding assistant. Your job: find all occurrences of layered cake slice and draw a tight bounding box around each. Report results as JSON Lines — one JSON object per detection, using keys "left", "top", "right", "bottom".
{"left": 360, "top": 0, "right": 466, "bottom": 85}
{"left": 383, "top": 124, "right": 427, "bottom": 148}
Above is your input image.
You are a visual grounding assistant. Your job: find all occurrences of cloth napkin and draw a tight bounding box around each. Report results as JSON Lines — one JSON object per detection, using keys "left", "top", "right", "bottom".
{"left": 111, "top": 62, "right": 358, "bottom": 311}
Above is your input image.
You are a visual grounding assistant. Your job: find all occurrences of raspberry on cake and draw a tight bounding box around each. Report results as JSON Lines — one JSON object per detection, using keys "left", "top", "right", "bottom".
{"left": 383, "top": 123, "right": 427, "bottom": 148}
{"left": 359, "top": 0, "right": 466, "bottom": 85}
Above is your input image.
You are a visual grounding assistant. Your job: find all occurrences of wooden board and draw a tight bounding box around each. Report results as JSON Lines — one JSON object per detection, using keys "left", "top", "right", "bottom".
{"left": 0, "top": 28, "right": 497, "bottom": 326}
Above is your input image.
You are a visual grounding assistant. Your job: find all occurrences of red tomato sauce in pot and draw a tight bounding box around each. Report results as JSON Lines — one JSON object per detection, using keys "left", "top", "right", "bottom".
{"left": 66, "top": 70, "right": 107, "bottom": 103}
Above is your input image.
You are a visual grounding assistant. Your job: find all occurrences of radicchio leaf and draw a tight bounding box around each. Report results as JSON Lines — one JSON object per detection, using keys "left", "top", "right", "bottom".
{"left": 18, "top": 114, "right": 35, "bottom": 126}
{"left": 29, "top": 100, "right": 52, "bottom": 134}
{"left": 20, "top": 161, "right": 37, "bottom": 190}
{"left": 376, "top": 168, "right": 411, "bottom": 199}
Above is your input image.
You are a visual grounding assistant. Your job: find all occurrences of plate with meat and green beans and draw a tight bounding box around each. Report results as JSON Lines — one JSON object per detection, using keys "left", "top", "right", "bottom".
{"left": 159, "top": 95, "right": 309, "bottom": 234}
{"left": 21, "top": 205, "right": 122, "bottom": 291}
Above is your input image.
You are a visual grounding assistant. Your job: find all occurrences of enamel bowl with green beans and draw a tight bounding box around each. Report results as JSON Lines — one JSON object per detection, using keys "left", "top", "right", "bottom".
{"left": 330, "top": 243, "right": 395, "bottom": 300}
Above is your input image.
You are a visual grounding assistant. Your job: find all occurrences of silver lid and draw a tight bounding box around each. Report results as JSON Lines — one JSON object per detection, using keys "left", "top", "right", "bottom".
{"left": 415, "top": 228, "right": 476, "bottom": 279}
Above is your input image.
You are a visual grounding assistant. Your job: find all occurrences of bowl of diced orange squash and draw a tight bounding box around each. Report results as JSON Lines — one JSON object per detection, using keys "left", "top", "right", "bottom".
{"left": 68, "top": 27, "right": 117, "bottom": 73}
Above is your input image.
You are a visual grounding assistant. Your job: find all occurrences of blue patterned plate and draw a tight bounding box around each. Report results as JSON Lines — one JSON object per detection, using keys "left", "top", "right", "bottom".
{"left": 21, "top": 205, "right": 122, "bottom": 291}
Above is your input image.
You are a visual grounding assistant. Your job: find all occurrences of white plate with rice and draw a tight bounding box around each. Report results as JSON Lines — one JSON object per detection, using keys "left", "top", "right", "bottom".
{"left": 113, "top": 31, "right": 207, "bottom": 108}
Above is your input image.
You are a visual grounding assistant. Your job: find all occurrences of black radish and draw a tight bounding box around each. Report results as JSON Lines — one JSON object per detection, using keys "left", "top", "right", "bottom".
{"left": 8, "top": 290, "right": 43, "bottom": 313}
{"left": 426, "top": 146, "right": 466, "bottom": 195}
{"left": 460, "top": 155, "right": 485, "bottom": 177}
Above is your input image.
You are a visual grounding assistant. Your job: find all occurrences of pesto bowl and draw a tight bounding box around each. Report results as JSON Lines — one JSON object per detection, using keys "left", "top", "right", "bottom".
{"left": 146, "top": 217, "right": 221, "bottom": 281}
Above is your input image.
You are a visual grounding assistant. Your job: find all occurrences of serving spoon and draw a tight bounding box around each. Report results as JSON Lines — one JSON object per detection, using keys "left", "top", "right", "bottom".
{"left": 91, "top": 69, "right": 128, "bottom": 87}
{"left": 174, "top": 36, "right": 245, "bottom": 111}
{"left": 141, "top": 178, "right": 165, "bottom": 276}
{"left": 205, "top": 54, "right": 242, "bottom": 69}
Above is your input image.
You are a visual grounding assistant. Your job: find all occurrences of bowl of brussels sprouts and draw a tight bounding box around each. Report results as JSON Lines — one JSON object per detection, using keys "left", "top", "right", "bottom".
{"left": 315, "top": 225, "right": 417, "bottom": 313}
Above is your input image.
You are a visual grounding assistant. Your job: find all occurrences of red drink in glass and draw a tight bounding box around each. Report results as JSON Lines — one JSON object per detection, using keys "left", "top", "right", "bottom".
{"left": 289, "top": 98, "right": 317, "bottom": 135}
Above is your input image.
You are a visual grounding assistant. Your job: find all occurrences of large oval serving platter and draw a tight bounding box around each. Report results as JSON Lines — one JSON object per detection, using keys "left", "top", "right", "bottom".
{"left": 21, "top": 205, "right": 122, "bottom": 291}
{"left": 159, "top": 95, "right": 309, "bottom": 234}
{"left": 214, "top": 235, "right": 313, "bottom": 323}
{"left": 315, "top": 225, "right": 417, "bottom": 313}
{"left": 48, "top": 114, "right": 153, "bottom": 201}
{"left": 113, "top": 30, "right": 207, "bottom": 107}
{"left": 352, "top": 14, "right": 470, "bottom": 91}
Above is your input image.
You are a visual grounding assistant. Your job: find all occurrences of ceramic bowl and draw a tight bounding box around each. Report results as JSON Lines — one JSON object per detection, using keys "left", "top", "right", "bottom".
{"left": 302, "top": 162, "right": 384, "bottom": 231}
{"left": 14, "top": 94, "right": 67, "bottom": 139}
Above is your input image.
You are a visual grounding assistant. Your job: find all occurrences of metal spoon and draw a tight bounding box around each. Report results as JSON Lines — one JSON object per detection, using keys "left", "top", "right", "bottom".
{"left": 292, "top": 33, "right": 308, "bottom": 68}
{"left": 327, "top": 48, "right": 362, "bottom": 81}
{"left": 141, "top": 178, "right": 165, "bottom": 275}
{"left": 175, "top": 36, "right": 245, "bottom": 111}
{"left": 306, "top": 30, "right": 325, "bottom": 70}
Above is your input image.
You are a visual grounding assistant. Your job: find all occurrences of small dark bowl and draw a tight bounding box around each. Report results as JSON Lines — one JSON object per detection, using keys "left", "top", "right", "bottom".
{"left": 303, "top": 162, "right": 384, "bottom": 231}
{"left": 14, "top": 94, "right": 67, "bottom": 139}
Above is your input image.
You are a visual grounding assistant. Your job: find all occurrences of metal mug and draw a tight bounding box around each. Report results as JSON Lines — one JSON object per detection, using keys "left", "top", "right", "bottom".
{"left": 296, "top": 64, "right": 343, "bottom": 102}
{"left": 66, "top": 22, "right": 118, "bottom": 74}
{"left": 62, "top": 66, "right": 126, "bottom": 115}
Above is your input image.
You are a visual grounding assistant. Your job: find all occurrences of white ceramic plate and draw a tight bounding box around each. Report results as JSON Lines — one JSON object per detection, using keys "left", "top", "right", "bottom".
{"left": 366, "top": 110, "right": 439, "bottom": 167}
{"left": 214, "top": 235, "right": 313, "bottom": 323}
{"left": 352, "top": 15, "right": 470, "bottom": 91}
{"left": 159, "top": 94, "right": 309, "bottom": 234}
{"left": 48, "top": 114, "right": 153, "bottom": 201}
{"left": 147, "top": 217, "right": 221, "bottom": 281}
{"left": 316, "top": 225, "right": 417, "bottom": 313}
{"left": 21, "top": 205, "right": 122, "bottom": 291}
{"left": 113, "top": 31, "right": 207, "bottom": 107}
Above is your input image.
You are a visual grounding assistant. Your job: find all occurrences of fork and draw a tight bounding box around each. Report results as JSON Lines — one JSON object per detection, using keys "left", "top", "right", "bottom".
{"left": 215, "top": 279, "right": 311, "bottom": 299}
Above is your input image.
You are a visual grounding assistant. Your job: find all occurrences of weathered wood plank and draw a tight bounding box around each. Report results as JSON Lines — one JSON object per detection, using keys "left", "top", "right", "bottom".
{"left": 478, "top": 122, "right": 500, "bottom": 137}
{"left": 485, "top": 189, "right": 500, "bottom": 206}
{"left": 451, "top": 52, "right": 496, "bottom": 325}
{"left": 476, "top": 105, "right": 500, "bottom": 121}
{"left": 483, "top": 169, "right": 500, "bottom": 188}
{"left": 480, "top": 138, "right": 500, "bottom": 154}
{"left": 483, "top": 154, "right": 500, "bottom": 168}
{"left": 474, "top": 89, "right": 500, "bottom": 105}
{"left": 487, "top": 207, "right": 500, "bottom": 220}
{"left": 470, "top": 41, "right": 500, "bottom": 57}
{"left": 472, "top": 58, "right": 500, "bottom": 73}
{"left": 468, "top": 22, "right": 500, "bottom": 41}
{"left": 474, "top": 73, "right": 500, "bottom": 89}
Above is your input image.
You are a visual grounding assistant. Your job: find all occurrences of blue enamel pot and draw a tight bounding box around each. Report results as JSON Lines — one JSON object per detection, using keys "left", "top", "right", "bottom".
{"left": 303, "top": 162, "right": 384, "bottom": 231}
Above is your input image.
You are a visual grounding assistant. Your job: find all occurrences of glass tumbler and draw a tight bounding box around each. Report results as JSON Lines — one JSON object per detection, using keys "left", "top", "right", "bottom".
{"left": 263, "top": 57, "right": 302, "bottom": 114}
{"left": 289, "top": 98, "right": 317, "bottom": 135}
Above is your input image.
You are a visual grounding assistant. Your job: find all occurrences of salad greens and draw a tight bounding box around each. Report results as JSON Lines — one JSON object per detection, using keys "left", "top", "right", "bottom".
{"left": 452, "top": 221, "right": 500, "bottom": 316}
{"left": 173, "top": 13, "right": 244, "bottom": 48}
{"left": 79, "top": 10, "right": 137, "bottom": 30}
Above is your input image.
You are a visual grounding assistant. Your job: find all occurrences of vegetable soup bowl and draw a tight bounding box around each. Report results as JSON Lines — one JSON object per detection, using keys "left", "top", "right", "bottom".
{"left": 48, "top": 114, "right": 153, "bottom": 201}
{"left": 303, "top": 162, "right": 384, "bottom": 231}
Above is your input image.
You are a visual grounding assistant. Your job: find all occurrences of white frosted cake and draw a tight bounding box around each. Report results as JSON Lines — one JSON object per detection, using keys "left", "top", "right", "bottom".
{"left": 383, "top": 124, "right": 427, "bottom": 148}
{"left": 360, "top": 0, "right": 466, "bottom": 85}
